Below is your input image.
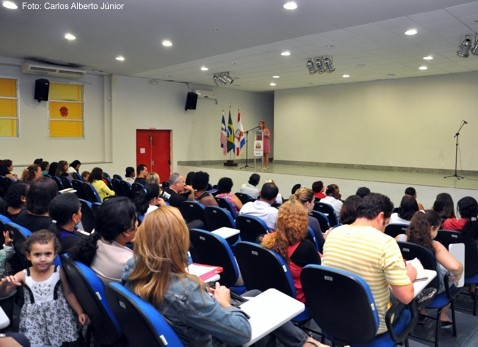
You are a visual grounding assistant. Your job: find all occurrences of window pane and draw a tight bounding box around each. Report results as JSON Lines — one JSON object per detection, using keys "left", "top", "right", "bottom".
{"left": 49, "top": 102, "right": 83, "bottom": 120}
{"left": 49, "top": 120, "right": 83, "bottom": 137}
{"left": 0, "top": 119, "right": 17, "bottom": 137}
{"left": 0, "top": 99, "right": 17, "bottom": 117}
{"left": 49, "top": 84, "right": 83, "bottom": 101}
{"left": 0, "top": 79, "right": 16, "bottom": 97}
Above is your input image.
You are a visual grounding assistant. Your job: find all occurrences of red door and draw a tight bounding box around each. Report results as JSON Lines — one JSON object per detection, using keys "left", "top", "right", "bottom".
{"left": 136, "top": 129, "right": 171, "bottom": 183}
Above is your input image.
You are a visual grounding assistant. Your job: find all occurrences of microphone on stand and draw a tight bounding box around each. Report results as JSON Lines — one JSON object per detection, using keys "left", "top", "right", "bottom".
{"left": 463, "top": 120, "right": 468, "bottom": 124}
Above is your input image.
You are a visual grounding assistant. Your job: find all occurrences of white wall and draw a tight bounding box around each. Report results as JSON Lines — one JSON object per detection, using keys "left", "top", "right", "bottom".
{"left": 0, "top": 57, "right": 274, "bottom": 176}
{"left": 274, "top": 72, "right": 478, "bottom": 171}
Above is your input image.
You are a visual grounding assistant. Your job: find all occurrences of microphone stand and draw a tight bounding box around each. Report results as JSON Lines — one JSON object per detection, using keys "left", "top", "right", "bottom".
{"left": 240, "top": 126, "right": 259, "bottom": 169}
{"left": 444, "top": 121, "right": 467, "bottom": 180}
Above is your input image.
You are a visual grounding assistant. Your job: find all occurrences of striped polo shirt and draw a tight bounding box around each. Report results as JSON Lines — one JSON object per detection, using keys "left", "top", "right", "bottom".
{"left": 323, "top": 224, "right": 411, "bottom": 334}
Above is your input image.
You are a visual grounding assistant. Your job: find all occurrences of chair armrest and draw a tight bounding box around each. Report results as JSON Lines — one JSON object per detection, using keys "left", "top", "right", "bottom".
{"left": 385, "top": 300, "right": 418, "bottom": 344}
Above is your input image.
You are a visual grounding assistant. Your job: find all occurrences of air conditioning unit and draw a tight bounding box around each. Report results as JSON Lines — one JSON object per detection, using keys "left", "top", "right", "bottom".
{"left": 22, "top": 63, "right": 86, "bottom": 79}
{"left": 194, "top": 89, "right": 216, "bottom": 100}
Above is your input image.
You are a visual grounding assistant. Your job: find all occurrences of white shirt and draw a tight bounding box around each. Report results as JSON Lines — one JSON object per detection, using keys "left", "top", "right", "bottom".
{"left": 239, "top": 183, "right": 260, "bottom": 199}
{"left": 239, "top": 200, "right": 278, "bottom": 230}
{"left": 388, "top": 212, "right": 410, "bottom": 225}
{"left": 320, "top": 196, "right": 343, "bottom": 219}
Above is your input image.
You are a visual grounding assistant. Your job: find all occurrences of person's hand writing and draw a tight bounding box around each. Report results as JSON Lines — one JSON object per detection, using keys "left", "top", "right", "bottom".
{"left": 213, "top": 282, "right": 231, "bottom": 308}
{"left": 406, "top": 263, "right": 417, "bottom": 282}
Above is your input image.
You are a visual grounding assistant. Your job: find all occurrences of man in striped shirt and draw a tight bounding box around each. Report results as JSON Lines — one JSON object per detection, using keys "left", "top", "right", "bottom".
{"left": 323, "top": 193, "right": 416, "bottom": 335}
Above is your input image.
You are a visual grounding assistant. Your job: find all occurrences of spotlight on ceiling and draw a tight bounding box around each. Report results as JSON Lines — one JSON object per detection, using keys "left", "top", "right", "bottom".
{"left": 307, "top": 56, "right": 335, "bottom": 75}
{"left": 213, "top": 72, "right": 233, "bottom": 86}
{"left": 457, "top": 35, "right": 472, "bottom": 58}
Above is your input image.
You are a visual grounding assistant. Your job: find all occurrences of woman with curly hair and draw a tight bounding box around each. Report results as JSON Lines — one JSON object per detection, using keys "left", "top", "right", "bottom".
{"left": 261, "top": 200, "right": 321, "bottom": 303}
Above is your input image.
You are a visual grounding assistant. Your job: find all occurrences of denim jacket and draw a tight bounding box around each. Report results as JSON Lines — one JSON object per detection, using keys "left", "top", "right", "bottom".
{"left": 157, "top": 274, "right": 251, "bottom": 347}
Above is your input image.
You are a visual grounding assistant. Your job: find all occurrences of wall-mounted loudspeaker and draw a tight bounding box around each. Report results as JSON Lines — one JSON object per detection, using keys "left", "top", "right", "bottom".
{"left": 185, "top": 92, "right": 198, "bottom": 110}
{"left": 34, "top": 79, "right": 50, "bottom": 102}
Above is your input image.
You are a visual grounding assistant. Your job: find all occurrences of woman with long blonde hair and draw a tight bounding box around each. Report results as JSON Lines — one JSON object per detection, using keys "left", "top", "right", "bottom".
{"left": 128, "top": 206, "right": 326, "bottom": 347}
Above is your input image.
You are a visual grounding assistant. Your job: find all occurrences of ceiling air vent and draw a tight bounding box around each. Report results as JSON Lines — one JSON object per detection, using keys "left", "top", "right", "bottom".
{"left": 22, "top": 63, "right": 86, "bottom": 79}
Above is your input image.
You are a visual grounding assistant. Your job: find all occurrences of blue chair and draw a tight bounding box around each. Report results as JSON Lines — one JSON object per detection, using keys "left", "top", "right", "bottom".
{"left": 82, "top": 182, "right": 102, "bottom": 203}
{"left": 215, "top": 197, "right": 238, "bottom": 218}
{"left": 60, "top": 255, "right": 123, "bottom": 346}
{"left": 120, "top": 180, "right": 134, "bottom": 200}
{"left": 60, "top": 176, "right": 73, "bottom": 189}
{"left": 52, "top": 176, "right": 64, "bottom": 191}
{"left": 5, "top": 221, "right": 32, "bottom": 271}
{"left": 301, "top": 264, "right": 417, "bottom": 346}
{"left": 106, "top": 282, "right": 183, "bottom": 347}
{"left": 79, "top": 199, "right": 96, "bottom": 233}
{"left": 179, "top": 201, "right": 207, "bottom": 228}
{"left": 233, "top": 241, "right": 311, "bottom": 323}
{"left": 203, "top": 206, "right": 238, "bottom": 245}
{"left": 385, "top": 223, "right": 408, "bottom": 238}
{"left": 111, "top": 178, "right": 123, "bottom": 196}
{"left": 306, "top": 226, "right": 319, "bottom": 250}
{"left": 189, "top": 228, "right": 245, "bottom": 294}
{"left": 71, "top": 179, "right": 86, "bottom": 200}
{"left": 309, "top": 210, "right": 330, "bottom": 232}
{"left": 235, "top": 215, "right": 269, "bottom": 243}
{"left": 313, "top": 201, "right": 339, "bottom": 227}
{"left": 235, "top": 192, "right": 254, "bottom": 205}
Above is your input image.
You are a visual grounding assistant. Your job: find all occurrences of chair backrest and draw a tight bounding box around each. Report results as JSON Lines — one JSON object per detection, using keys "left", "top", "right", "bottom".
{"left": 215, "top": 197, "right": 238, "bottom": 218}
{"left": 301, "top": 264, "right": 379, "bottom": 345}
{"left": 313, "top": 202, "right": 338, "bottom": 227}
{"left": 5, "top": 221, "right": 32, "bottom": 271}
{"left": 60, "top": 176, "right": 73, "bottom": 189}
{"left": 306, "top": 226, "right": 319, "bottom": 250}
{"left": 119, "top": 180, "right": 134, "bottom": 200}
{"left": 71, "top": 179, "right": 86, "bottom": 200}
{"left": 204, "top": 206, "right": 236, "bottom": 231}
{"left": 234, "top": 241, "right": 295, "bottom": 297}
{"left": 106, "top": 282, "right": 183, "bottom": 347}
{"left": 397, "top": 241, "right": 439, "bottom": 290}
{"left": 235, "top": 192, "right": 254, "bottom": 205}
{"left": 79, "top": 199, "right": 96, "bottom": 233}
{"left": 111, "top": 178, "right": 123, "bottom": 196}
{"left": 309, "top": 210, "right": 330, "bottom": 232}
{"left": 112, "top": 174, "right": 123, "bottom": 181}
{"left": 435, "top": 230, "right": 478, "bottom": 277}
{"left": 131, "top": 183, "right": 144, "bottom": 198}
{"left": 189, "top": 228, "right": 240, "bottom": 287}
{"left": 384, "top": 223, "right": 408, "bottom": 238}
{"left": 235, "top": 215, "right": 269, "bottom": 243}
{"left": 60, "top": 255, "right": 122, "bottom": 345}
{"left": 82, "top": 182, "right": 102, "bottom": 203}
{"left": 179, "top": 201, "right": 207, "bottom": 226}
{"left": 52, "top": 176, "right": 64, "bottom": 191}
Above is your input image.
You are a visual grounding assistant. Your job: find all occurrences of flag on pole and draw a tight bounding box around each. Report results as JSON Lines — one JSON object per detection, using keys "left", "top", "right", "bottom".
{"left": 235, "top": 110, "right": 245, "bottom": 156}
{"left": 220, "top": 112, "right": 227, "bottom": 156}
{"left": 226, "top": 110, "right": 235, "bottom": 154}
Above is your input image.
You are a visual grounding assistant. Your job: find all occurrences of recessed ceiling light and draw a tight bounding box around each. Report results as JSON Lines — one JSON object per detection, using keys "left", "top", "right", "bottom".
{"left": 64, "top": 33, "right": 76, "bottom": 41}
{"left": 281, "top": 50, "right": 291, "bottom": 56}
{"left": 342, "top": 74, "right": 350, "bottom": 78}
{"left": 2, "top": 1, "right": 17, "bottom": 9}
{"left": 162, "top": 40, "right": 173, "bottom": 47}
{"left": 404, "top": 28, "right": 418, "bottom": 36}
{"left": 423, "top": 55, "right": 433, "bottom": 61}
{"left": 270, "top": 82, "right": 277, "bottom": 86}
{"left": 283, "top": 1, "right": 297, "bottom": 10}
{"left": 115, "top": 55, "right": 125, "bottom": 61}
{"left": 419, "top": 65, "right": 428, "bottom": 70}
{"left": 200, "top": 66, "right": 208, "bottom": 71}
{"left": 272, "top": 75, "right": 280, "bottom": 79}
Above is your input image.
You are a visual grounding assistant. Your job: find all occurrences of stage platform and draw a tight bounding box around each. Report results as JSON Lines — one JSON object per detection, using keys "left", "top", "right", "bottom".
{"left": 178, "top": 160, "right": 478, "bottom": 209}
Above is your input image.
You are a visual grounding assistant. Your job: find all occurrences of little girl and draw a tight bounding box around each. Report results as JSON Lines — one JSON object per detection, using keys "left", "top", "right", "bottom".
{"left": 0, "top": 230, "right": 89, "bottom": 346}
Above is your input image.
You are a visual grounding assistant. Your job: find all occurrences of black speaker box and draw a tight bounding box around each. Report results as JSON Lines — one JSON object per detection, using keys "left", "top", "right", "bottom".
{"left": 34, "top": 79, "right": 50, "bottom": 102}
{"left": 185, "top": 92, "right": 198, "bottom": 110}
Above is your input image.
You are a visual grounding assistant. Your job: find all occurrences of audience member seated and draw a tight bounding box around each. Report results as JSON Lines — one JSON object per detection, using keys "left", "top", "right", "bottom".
{"left": 70, "top": 197, "right": 136, "bottom": 283}
{"left": 20, "top": 164, "right": 42, "bottom": 184}
{"left": 433, "top": 192, "right": 456, "bottom": 224}
{"left": 55, "top": 160, "right": 72, "bottom": 181}
{"left": 185, "top": 171, "right": 196, "bottom": 186}
{"left": 312, "top": 180, "right": 326, "bottom": 200}
{"left": 48, "top": 193, "right": 88, "bottom": 254}
{"left": 40, "top": 160, "right": 50, "bottom": 176}
{"left": 33, "top": 158, "right": 43, "bottom": 165}
{"left": 3, "top": 182, "right": 28, "bottom": 221}
{"left": 134, "top": 164, "right": 148, "bottom": 185}
{"left": 126, "top": 206, "right": 325, "bottom": 347}
{"left": 289, "top": 187, "right": 325, "bottom": 250}
{"left": 355, "top": 186, "right": 371, "bottom": 198}
{"left": 396, "top": 210, "right": 463, "bottom": 325}
{"left": 0, "top": 159, "right": 18, "bottom": 180}
{"left": 145, "top": 172, "right": 161, "bottom": 186}
{"left": 47, "top": 161, "right": 58, "bottom": 177}
{"left": 215, "top": 177, "right": 243, "bottom": 214}
{"left": 124, "top": 166, "right": 135, "bottom": 184}
{"left": 339, "top": 194, "right": 362, "bottom": 225}
{"left": 191, "top": 171, "right": 218, "bottom": 207}
{"left": 262, "top": 200, "right": 321, "bottom": 303}
{"left": 319, "top": 184, "right": 343, "bottom": 220}
{"left": 88, "top": 167, "right": 115, "bottom": 201}
{"left": 323, "top": 193, "right": 416, "bottom": 336}
{"left": 134, "top": 183, "right": 166, "bottom": 218}
{"left": 405, "top": 186, "right": 425, "bottom": 210}
{"left": 67, "top": 160, "right": 82, "bottom": 179}
{"left": 161, "top": 172, "right": 194, "bottom": 208}
{"left": 239, "top": 173, "right": 261, "bottom": 199}
{"left": 239, "top": 182, "right": 279, "bottom": 230}
{"left": 15, "top": 177, "right": 57, "bottom": 232}
{"left": 81, "top": 170, "right": 90, "bottom": 181}
{"left": 442, "top": 196, "right": 478, "bottom": 234}
{"left": 265, "top": 179, "right": 283, "bottom": 205}
{"left": 389, "top": 195, "right": 418, "bottom": 225}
